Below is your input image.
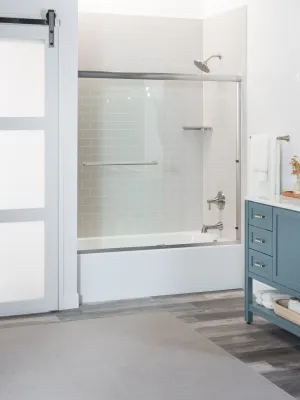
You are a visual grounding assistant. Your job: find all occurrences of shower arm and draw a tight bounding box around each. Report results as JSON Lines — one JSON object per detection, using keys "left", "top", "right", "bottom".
{"left": 205, "top": 54, "right": 222, "bottom": 63}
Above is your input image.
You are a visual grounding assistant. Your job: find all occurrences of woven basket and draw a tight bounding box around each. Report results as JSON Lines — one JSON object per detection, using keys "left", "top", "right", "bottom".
{"left": 274, "top": 299, "right": 300, "bottom": 326}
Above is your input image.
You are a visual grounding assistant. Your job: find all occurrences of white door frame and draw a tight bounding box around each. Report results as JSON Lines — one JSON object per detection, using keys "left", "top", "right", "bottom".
{"left": 0, "top": 1, "right": 79, "bottom": 313}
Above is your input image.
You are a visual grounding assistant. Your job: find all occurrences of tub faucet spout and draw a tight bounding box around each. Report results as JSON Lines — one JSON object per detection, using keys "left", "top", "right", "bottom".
{"left": 201, "top": 221, "right": 223, "bottom": 233}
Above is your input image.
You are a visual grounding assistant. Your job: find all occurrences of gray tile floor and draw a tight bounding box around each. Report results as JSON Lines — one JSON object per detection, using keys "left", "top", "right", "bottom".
{"left": 1, "top": 290, "right": 300, "bottom": 399}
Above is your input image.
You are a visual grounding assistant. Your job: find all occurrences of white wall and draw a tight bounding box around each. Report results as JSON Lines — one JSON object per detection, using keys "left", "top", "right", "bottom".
{"left": 0, "top": 0, "right": 79, "bottom": 309}
{"left": 78, "top": 0, "right": 204, "bottom": 19}
{"left": 79, "top": 13, "right": 203, "bottom": 73}
{"left": 246, "top": 0, "right": 300, "bottom": 192}
{"left": 206, "top": 0, "right": 300, "bottom": 192}
{"left": 205, "top": 0, "right": 246, "bottom": 16}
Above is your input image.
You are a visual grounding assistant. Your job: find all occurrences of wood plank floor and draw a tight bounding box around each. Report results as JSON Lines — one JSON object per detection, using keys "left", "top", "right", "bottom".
{"left": 1, "top": 290, "right": 300, "bottom": 399}
{"left": 172, "top": 291, "right": 300, "bottom": 399}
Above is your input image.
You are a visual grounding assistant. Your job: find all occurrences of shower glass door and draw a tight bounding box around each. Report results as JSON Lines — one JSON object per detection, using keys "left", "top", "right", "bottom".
{"left": 78, "top": 73, "right": 241, "bottom": 250}
{"left": 202, "top": 81, "right": 239, "bottom": 242}
{"left": 0, "top": 24, "right": 59, "bottom": 316}
{"left": 78, "top": 78, "right": 204, "bottom": 248}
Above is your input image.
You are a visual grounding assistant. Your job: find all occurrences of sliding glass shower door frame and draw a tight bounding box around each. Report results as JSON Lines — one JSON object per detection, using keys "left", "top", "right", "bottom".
{"left": 78, "top": 70, "right": 242, "bottom": 245}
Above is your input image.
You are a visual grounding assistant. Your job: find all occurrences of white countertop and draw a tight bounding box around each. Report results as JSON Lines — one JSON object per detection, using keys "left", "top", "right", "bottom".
{"left": 245, "top": 195, "right": 300, "bottom": 212}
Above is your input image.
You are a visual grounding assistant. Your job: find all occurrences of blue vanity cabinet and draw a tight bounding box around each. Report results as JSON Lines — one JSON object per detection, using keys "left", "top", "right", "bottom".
{"left": 245, "top": 200, "right": 300, "bottom": 337}
{"left": 273, "top": 207, "right": 300, "bottom": 293}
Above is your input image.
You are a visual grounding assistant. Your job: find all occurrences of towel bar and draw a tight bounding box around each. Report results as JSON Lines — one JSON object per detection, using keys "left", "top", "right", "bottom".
{"left": 82, "top": 161, "right": 158, "bottom": 167}
{"left": 276, "top": 135, "right": 290, "bottom": 142}
{"left": 249, "top": 135, "right": 290, "bottom": 142}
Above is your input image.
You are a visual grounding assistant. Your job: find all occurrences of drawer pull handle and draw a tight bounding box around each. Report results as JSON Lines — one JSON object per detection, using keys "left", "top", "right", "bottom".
{"left": 254, "top": 262, "right": 265, "bottom": 268}
{"left": 254, "top": 238, "right": 266, "bottom": 244}
{"left": 254, "top": 214, "right": 266, "bottom": 219}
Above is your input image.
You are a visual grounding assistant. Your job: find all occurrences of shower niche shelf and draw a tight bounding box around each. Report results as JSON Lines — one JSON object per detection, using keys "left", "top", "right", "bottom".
{"left": 182, "top": 126, "right": 213, "bottom": 133}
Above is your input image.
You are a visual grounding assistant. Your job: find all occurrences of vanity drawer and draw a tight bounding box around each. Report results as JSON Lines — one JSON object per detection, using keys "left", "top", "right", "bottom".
{"left": 248, "top": 249, "right": 273, "bottom": 280}
{"left": 248, "top": 225, "right": 273, "bottom": 256}
{"left": 248, "top": 202, "right": 273, "bottom": 231}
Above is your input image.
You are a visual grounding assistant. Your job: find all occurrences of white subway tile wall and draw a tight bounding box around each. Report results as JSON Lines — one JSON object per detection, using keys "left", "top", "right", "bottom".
{"left": 78, "top": 78, "right": 203, "bottom": 238}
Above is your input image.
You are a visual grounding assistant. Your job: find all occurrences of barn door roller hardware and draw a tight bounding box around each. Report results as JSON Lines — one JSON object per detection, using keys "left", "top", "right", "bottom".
{"left": 0, "top": 9, "right": 56, "bottom": 48}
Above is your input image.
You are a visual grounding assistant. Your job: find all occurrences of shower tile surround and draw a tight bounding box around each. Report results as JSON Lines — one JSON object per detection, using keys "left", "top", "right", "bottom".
{"left": 78, "top": 11, "right": 246, "bottom": 240}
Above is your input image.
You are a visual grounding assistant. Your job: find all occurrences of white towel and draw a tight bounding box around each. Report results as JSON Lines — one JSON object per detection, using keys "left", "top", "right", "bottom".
{"left": 255, "top": 289, "right": 277, "bottom": 305}
{"left": 260, "top": 292, "right": 290, "bottom": 310}
{"left": 255, "top": 289, "right": 290, "bottom": 310}
{"left": 248, "top": 135, "right": 280, "bottom": 197}
{"left": 270, "top": 137, "right": 281, "bottom": 195}
{"left": 250, "top": 135, "right": 269, "bottom": 182}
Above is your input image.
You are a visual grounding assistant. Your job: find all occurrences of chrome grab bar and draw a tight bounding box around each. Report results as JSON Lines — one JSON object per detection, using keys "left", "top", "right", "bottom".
{"left": 82, "top": 161, "right": 158, "bottom": 167}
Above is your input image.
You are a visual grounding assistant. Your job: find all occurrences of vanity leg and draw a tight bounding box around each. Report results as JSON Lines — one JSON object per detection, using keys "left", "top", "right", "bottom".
{"left": 245, "top": 276, "right": 253, "bottom": 324}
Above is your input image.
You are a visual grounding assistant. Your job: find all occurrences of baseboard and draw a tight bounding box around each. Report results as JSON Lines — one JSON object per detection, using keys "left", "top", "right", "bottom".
{"left": 59, "top": 292, "right": 79, "bottom": 310}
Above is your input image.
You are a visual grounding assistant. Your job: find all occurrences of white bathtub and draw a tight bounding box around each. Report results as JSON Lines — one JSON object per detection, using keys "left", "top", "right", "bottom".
{"left": 78, "top": 231, "right": 243, "bottom": 304}
{"left": 78, "top": 230, "right": 229, "bottom": 252}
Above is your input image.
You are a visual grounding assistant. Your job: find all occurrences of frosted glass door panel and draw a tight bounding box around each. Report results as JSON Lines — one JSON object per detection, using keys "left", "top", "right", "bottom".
{"left": 0, "top": 23, "right": 59, "bottom": 316}
{"left": 0, "top": 222, "right": 44, "bottom": 303}
{"left": 0, "top": 130, "right": 44, "bottom": 210}
{"left": 0, "top": 39, "right": 44, "bottom": 117}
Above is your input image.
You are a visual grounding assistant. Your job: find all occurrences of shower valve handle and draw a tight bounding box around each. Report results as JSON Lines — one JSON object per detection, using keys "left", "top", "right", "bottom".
{"left": 207, "top": 199, "right": 217, "bottom": 210}
{"left": 207, "top": 191, "right": 226, "bottom": 211}
{"left": 208, "top": 202, "right": 215, "bottom": 211}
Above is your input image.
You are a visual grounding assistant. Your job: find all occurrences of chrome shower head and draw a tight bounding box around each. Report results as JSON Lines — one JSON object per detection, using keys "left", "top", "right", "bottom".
{"left": 194, "top": 54, "right": 222, "bottom": 73}
{"left": 194, "top": 60, "right": 210, "bottom": 73}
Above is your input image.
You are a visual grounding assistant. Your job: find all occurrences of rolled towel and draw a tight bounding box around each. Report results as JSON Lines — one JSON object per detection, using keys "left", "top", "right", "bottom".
{"left": 255, "top": 289, "right": 277, "bottom": 305}
{"left": 256, "top": 296, "right": 263, "bottom": 306}
{"left": 261, "top": 291, "right": 290, "bottom": 310}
